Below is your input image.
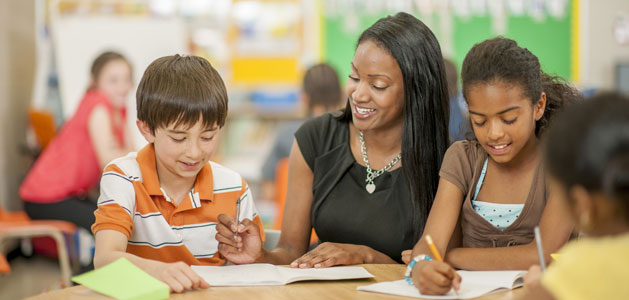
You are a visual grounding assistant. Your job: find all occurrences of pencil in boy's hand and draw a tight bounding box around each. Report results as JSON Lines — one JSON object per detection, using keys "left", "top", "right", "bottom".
{"left": 425, "top": 235, "right": 443, "bottom": 262}
{"left": 234, "top": 199, "right": 241, "bottom": 240}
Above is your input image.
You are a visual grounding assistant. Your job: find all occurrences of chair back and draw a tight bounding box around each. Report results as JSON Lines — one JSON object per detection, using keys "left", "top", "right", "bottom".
{"left": 0, "top": 254, "right": 10, "bottom": 273}
{"left": 28, "top": 108, "right": 57, "bottom": 150}
{"left": 273, "top": 158, "right": 318, "bottom": 245}
{"left": 263, "top": 229, "right": 281, "bottom": 251}
{"left": 274, "top": 158, "right": 289, "bottom": 229}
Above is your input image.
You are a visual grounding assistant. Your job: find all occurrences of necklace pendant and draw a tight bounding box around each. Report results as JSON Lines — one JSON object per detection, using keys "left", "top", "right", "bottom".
{"left": 366, "top": 183, "right": 376, "bottom": 194}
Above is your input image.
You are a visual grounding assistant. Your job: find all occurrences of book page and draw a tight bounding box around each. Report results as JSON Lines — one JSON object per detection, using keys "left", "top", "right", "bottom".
{"left": 191, "top": 264, "right": 284, "bottom": 286}
{"left": 357, "top": 270, "right": 526, "bottom": 299}
{"left": 276, "top": 266, "right": 375, "bottom": 284}
{"left": 192, "top": 264, "right": 374, "bottom": 286}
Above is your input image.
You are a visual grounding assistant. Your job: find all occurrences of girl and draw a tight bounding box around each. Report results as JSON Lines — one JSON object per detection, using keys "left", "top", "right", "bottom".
{"left": 215, "top": 12, "right": 450, "bottom": 266}
{"left": 522, "top": 93, "right": 629, "bottom": 299}
{"left": 20, "top": 51, "right": 135, "bottom": 232}
{"left": 407, "top": 37, "right": 582, "bottom": 295}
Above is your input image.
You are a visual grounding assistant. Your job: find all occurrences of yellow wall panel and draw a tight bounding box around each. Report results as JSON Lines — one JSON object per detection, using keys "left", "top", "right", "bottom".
{"left": 231, "top": 57, "right": 299, "bottom": 84}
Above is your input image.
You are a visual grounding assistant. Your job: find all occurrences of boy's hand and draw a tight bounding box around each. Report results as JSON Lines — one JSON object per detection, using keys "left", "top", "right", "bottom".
{"left": 524, "top": 265, "right": 542, "bottom": 289}
{"left": 411, "top": 260, "right": 461, "bottom": 295}
{"left": 147, "top": 261, "right": 210, "bottom": 293}
{"left": 215, "top": 213, "right": 263, "bottom": 264}
{"left": 401, "top": 249, "right": 412, "bottom": 264}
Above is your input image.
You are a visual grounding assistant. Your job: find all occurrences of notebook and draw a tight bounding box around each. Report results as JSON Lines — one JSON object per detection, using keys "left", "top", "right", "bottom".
{"left": 357, "top": 270, "right": 526, "bottom": 299}
{"left": 191, "top": 263, "right": 374, "bottom": 286}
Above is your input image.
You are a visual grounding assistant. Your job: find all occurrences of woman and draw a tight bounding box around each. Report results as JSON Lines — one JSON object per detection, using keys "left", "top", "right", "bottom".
{"left": 216, "top": 12, "right": 450, "bottom": 266}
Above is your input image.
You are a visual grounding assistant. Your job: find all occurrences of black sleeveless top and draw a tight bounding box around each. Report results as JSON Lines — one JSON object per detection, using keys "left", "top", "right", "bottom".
{"left": 294, "top": 112, "right": 416, "bottom": 263}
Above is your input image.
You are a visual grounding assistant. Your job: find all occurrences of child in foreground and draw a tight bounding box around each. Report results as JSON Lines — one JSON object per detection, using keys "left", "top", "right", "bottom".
{"left": 521, "top": 92, "right": 629, "bottom": 300}
{"left": 406, "top": 37, "right": 582, "bottom": 295}
{"left": 91, "top": 54, "right": 264, "bottom": 292}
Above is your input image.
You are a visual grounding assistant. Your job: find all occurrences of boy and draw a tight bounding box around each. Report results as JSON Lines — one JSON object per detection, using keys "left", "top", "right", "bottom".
{"left": 92, "top": 55, "right": 264, "bottom": 292}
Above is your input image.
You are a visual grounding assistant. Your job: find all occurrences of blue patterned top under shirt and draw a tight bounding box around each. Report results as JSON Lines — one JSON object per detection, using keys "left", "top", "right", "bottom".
{"left": 471, "top": 158, "right": 524, "bottom": 230}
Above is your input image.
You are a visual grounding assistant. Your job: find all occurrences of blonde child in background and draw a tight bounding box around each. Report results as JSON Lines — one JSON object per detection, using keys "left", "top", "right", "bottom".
{"left": 20, "top": 51, "right": 134, "bottom": 233}
{"left": 521, "top": 92, "right": 629, "bottom": 300}
{"left": 92, "top": 55, "right": 265, "bottom": 293}
{"left": 406, "top": 37, "right": 582, "bottom": 295}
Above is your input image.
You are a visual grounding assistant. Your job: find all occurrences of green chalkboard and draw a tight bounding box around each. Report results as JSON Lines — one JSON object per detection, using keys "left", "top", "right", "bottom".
{"left": 323, "top": 2, "right": 574, "bottom": 85}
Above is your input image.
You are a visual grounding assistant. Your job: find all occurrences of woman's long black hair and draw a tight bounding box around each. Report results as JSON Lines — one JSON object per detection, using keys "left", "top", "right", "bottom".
{"left": 337, "top": 12, "right": 450, "bottom": 242}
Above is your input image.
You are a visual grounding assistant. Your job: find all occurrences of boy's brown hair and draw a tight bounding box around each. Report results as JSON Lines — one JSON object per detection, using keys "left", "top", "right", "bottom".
{"left": 136, "top": 54, "right": 228, "bottom": 133}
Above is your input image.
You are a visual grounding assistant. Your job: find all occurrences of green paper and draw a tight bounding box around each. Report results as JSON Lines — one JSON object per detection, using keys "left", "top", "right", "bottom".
{"left": 72, "top": 258, "right": 169, "bottom": 300}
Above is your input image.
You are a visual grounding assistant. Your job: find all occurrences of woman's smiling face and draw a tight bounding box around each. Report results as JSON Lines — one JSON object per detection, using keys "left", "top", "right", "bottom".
{"left": 346, "top": 40, "right": 405, "bottom": 133}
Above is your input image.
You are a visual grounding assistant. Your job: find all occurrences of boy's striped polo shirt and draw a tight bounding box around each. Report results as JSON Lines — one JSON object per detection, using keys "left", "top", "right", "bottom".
{"left": 92, "top": 144, "right": 264, "bottom": 265}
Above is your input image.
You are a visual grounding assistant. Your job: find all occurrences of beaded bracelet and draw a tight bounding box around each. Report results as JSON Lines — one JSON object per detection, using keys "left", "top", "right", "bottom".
{"left": 404, "top": 254, "right": 432, "bottom": 285}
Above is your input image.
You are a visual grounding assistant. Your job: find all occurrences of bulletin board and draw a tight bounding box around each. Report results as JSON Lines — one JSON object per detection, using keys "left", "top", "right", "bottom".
{"left": 322, "top": 0, "right": 576, "bottom": 85}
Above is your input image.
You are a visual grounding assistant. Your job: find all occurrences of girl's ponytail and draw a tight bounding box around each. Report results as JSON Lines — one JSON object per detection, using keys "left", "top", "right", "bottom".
{"left": 537, "top": 72, "right": 583, "bottom": 136}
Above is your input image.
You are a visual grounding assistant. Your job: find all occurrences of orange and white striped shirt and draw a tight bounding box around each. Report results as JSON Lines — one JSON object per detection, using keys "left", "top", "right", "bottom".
{"left": 92, "top": 144, "right": 264, "bottom": 266}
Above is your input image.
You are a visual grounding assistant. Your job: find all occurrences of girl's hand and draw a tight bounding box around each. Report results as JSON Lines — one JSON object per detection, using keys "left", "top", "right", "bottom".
{"left": 411, "top": 260, "right": 461, "bottom": 295}
{"left": 401, "top": 249, "right": 412, "bottom": 264}
{"left": 215, "top": 214, "right": 263, "bottom": 264}
{"left": 524, "top": 265, "right": 543, "bottom": 289}
{"left": 289, "top": 242, "right": 367, "bottom": 268}
{"left": 147, "top": 261, "right": 210, "bottom": 293}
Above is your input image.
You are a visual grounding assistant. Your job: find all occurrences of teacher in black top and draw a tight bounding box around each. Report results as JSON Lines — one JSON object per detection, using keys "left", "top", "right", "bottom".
{"left": 216, "top": 12, "right": 450, "bottom": 266}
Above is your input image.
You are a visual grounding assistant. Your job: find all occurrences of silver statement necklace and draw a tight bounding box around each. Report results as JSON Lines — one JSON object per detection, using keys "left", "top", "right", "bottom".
{"left": 359, "top": 130, "right": 401, "bottom": 194}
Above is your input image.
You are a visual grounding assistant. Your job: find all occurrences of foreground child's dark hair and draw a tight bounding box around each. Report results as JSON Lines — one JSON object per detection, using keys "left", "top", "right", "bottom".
{"left": 545, "top": 92, "right": 629, "bottom": 220}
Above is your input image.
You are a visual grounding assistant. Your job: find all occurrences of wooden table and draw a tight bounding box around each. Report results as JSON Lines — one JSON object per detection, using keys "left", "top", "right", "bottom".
{"left": 27, "top": 264, "right": 524, "bottom": 299}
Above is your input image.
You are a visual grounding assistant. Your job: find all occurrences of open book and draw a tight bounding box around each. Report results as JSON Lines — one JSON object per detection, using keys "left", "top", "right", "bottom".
{"left": 357, "top": 270, "right": 526, "bottom": 299}
{"left": 191, "top": 263, "right": 374, "bottom": 286}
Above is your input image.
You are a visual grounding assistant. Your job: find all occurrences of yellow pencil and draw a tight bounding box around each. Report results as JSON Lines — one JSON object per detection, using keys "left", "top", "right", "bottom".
{"left": 425, "top": 235, "right": 443, "bottom": 261}
{"left": 426, "top": 235, "right": 458, "bottom": 296}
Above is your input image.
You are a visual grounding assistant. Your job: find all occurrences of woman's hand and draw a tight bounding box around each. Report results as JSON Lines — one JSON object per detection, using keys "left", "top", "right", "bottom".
{"left": 146, "top": 261, "right": 209, "bottom": 293}
{"left": 289, "top": 242, "right": 369, "bottom": 268}
{"left": 215, "top": 213, "right": 263, "bottom": 264}
{"left": 524, "top": 265, "right": 542, "bottom": 289}
{"left": 401, "top": 249, "right": 412, "bottom": 264}
{"left": 411, "top": 260, "right": 461, "bottom": 295}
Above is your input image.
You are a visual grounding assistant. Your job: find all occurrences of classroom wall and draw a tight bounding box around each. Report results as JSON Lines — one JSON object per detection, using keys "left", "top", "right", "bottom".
{"left": 0, "top": 0, "right": 7, "bottom": 211}
{"left": 0, "top": 0, "right": 35, "bottom": 211}
{"left": 581, "top": 0, "right": 629, "bottom": 89}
